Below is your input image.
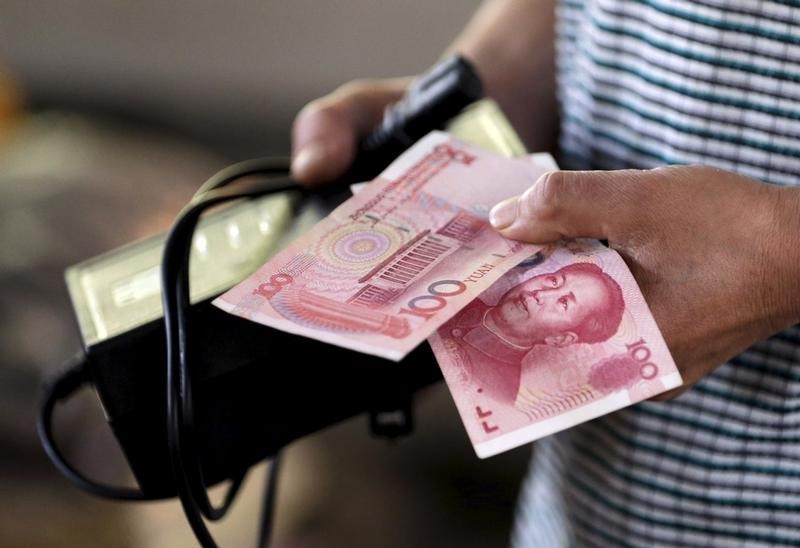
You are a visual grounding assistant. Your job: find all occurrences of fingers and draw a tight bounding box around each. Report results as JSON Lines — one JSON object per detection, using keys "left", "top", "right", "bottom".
{"left": 291, "top": 102, "right": 356, "bottom": 186}
{"left": 291, "top": 78, "right": 411, "bottom": 187}
{"left": 489, "top": 168, "right": 654, "bottom": 243}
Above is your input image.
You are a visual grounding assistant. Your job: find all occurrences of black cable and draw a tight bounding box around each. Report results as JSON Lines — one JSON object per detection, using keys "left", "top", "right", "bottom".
{"left": 38, "top": 162, "right": 299, "bottom": 545}
{"left": 37, "top": 354, "right": 164, "bottom": 501}
{"left": 194, "top": 157, "right": 292, "bottom": 197}
{"left": 162, "top": 166, "right": 301, "bottom": 547}
{"left": 38, "top": 353, "right": 252, "bottom": 511}
{"left": 257, "top": 454, "right": 281, "bottom": 548}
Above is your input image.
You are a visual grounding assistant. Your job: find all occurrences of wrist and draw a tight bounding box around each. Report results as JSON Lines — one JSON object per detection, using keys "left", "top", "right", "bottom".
{"left": 763, "top": 186, "right": 800, "bottom": 329}
{"left": 446, "top": 0, "right": 557, "bottom": 151}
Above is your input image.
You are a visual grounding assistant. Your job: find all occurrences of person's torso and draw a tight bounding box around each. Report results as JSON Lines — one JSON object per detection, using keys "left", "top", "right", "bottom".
{"left": 514, "top": 2, "right": 800, "bottom": 546}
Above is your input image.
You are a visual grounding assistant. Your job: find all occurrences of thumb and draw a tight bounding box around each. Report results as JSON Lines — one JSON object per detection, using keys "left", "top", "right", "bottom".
{"left": 489, "top": 169, "right": 643, "bottom": 243}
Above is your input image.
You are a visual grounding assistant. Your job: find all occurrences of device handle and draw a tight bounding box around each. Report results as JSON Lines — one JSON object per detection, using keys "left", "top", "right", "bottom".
{"left": 341, "top": 54, "right": 483, "bottom": 184}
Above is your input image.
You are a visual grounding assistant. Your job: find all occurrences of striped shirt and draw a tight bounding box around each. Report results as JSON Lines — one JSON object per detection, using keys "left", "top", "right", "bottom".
{"left": 512, "top": 1, "right": 800, "bottom": 546}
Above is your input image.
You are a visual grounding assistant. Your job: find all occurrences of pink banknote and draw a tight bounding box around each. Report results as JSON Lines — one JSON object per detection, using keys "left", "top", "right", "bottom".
{"left": 428, "top": 240, "right": 682, "bottom": 458}
{"left": 214, "top": 132, "right": 554, "bottom": 360}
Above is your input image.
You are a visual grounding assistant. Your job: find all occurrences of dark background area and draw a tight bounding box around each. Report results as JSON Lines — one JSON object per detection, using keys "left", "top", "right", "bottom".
{"left": 0, "top": 2, "right": 533, "bottom": 546}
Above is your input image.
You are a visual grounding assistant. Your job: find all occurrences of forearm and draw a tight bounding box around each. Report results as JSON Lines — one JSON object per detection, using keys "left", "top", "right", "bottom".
{"left": 447, "top": 0, "right": 557, "bottom": 152}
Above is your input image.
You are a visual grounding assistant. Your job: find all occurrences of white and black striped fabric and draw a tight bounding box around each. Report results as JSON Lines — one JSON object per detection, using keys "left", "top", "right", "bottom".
{"left": 512, "top": 1, "right": 800, "bottom": 546}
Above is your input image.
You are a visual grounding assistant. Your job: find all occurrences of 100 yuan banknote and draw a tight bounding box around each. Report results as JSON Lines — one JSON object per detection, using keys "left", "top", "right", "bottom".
{"left": 214, "top": 132, "right": 553, "bottom": 361}
{"left": 428, "top": 240, "right": 682, "bottom": 458}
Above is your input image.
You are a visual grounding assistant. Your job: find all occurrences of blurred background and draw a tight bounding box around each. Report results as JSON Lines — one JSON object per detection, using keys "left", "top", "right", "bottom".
{"left": 0, "top": 2, "right": 534, "bottom": 546}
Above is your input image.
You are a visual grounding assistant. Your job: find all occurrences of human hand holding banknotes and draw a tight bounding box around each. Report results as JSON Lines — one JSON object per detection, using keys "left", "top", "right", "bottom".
{"left": 489, "top": 165, "right": 800, "bottom": 402}
{"left": 219, "top": 126, "right": 800, "bottom": 456}
{"left": 215, "top": 133, "right": 686, "bottom": 457}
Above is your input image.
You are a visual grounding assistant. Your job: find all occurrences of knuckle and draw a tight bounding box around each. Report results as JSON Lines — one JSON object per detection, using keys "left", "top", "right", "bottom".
{"left": 299, "top": 78, "right": 377, "bottom": 119}
{"left": 336, "top": 78, "right": 378, "bottom": 99}
{"left": 648, "top": 165, "right": 680, "bottom": 185}
{"left": 303, "top": 94, "right": 343, "bottom": 118}
{"left": 294, "top": 96, "right": 351, "bottom": 137}
{"left": 648, "top": 165, "right": 676, "bottom": 177}
{"left": 525, "top": 170, "right": 570, "bottom": 219}
{"left": 294, "top": 98, "right": 330, "bottom": 128}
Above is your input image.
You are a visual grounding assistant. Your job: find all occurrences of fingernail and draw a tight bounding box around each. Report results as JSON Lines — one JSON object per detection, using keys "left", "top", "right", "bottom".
{"left": 490, "top": 197, "right": 518, "bottom": 229}
{"left": 291, "top": 143, "right": 326, "bottom": 178}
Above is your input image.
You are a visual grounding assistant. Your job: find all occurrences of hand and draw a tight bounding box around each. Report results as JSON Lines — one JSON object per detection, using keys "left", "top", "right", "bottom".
{"left": 290, "top": 77, "right": 411, "bottom": 187}
{"left": 489, "top": 166, "right": 800, "bottom": 398}
{"left": 290, "top": 0, "right": 559, "bottom": 187}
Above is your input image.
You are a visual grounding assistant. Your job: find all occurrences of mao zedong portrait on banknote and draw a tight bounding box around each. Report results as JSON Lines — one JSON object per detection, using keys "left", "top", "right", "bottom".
{"left": 440, "top": 256, "right": 625, "bottom": 403}
{"left": 429, "top": 242, "right": 682, "bottom": 458}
